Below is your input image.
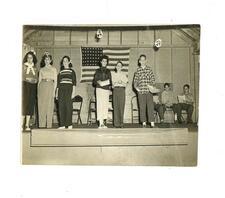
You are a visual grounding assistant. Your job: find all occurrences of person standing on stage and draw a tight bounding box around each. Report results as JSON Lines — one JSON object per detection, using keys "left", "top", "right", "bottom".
{"left": 111, "top": 61, "right": 128, "bottom": 128}
{"left": 56, "top": 56, "right": 76, "bottom": 129}
{"left": 93, "top": 55, "right": 112, "bottom": 129}
{"left": 38, "top": 52, "right": 57, "bottom": 128}
{"left": 22, "top": 51, "right": 38, "bottom": 131}
{"left": 133, "top": 54, "right": 156, "bottom": 128}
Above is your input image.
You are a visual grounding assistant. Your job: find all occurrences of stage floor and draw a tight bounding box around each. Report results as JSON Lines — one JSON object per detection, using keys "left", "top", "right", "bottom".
{"left": 22, "top": 126, "right": 198, "bottom": 166}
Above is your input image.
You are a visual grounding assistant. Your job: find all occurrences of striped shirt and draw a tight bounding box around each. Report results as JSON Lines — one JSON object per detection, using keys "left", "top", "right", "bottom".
{"left": 57, "top": 69, "right": 76, "bottom": 87}
{"left": 133, "top": 66, "right": 155, "bottom": 94}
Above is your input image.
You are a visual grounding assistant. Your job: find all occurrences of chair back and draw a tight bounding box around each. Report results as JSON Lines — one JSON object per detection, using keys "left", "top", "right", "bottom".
{"left": 72, "top": 95, "right": 83, "bottom": 110}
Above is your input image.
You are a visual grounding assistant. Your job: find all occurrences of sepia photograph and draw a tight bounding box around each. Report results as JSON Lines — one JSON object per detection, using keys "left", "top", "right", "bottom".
{"left": 22, "top": 24, "right": 200, "bottom": 166}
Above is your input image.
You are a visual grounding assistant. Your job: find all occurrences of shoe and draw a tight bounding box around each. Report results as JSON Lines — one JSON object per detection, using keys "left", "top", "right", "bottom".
{"left": 58, "top": 126, "right": 65, "bottom": 129}
{"left": 142, "top": 122, "right": 147, "bottom": 128}
{"left": 187, "top": 120, "right": 193, "bottom": 124}
{"left": 178, "top": 120, "right": 183, "bottom": 124}
{"left": 150, "top": 122, "right": 155, "bottom": 128}
{"left": 68, "top": 125, "right": 73, "bottom": 129}
{"left": 102, "top": 124, "right": 108, "bottom": 129}
{"left": 98, "top": 124, "right": 105, "bottom": 129}
{"left": 160, "top": 119, "right": 164, "bottom": 123}
{"left": 25, "top": 126, "right": 31, "bottom": 131}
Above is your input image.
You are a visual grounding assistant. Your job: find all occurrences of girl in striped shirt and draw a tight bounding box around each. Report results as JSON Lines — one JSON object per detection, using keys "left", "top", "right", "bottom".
{"left": 56, "top": 56, "right": 76, "bottom": 129}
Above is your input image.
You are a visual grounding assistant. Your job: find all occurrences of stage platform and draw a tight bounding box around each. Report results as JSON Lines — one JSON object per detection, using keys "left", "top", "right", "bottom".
{"left": 31, "top": 128, "right": 188, "bottom": 147}
{"left": 22, "top": 127, "right": 198, "bottom": 166}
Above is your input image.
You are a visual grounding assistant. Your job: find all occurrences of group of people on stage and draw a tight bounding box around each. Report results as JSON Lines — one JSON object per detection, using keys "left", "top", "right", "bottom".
{"left": 22, "top": 51, "right": 76, "bottom": 131}
{"left": 22, "top": 51, "right": 194, "bottom": 131}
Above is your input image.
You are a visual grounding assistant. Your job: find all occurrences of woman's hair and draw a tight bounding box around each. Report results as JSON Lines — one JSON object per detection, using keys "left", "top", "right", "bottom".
{"left": 23, "top": 51, "right": 37, "bottom": 65}
{"left": 115, "top": 61, "right": 123, "bottom": 72}
{"left": 40, "top": 53, "right": 53, "bottom": 68}
{"left": 99, "top": 55, "right": 109, "bottom": 66}
{"left": 60, "top": 55, "right": 73, "bottom": 70}
{"left": 164, "top": 83, "right": 170, "bottom": 88}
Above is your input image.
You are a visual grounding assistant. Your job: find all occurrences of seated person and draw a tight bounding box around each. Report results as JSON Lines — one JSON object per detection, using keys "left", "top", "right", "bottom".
{"left": 161, "top": 83, "right": 178, "bottom": 121}
{"left": 177, "top": 84, "right": 194, "bottom": 124}
{"left": 153, "top": 94, "right": 165, "bottom": 123}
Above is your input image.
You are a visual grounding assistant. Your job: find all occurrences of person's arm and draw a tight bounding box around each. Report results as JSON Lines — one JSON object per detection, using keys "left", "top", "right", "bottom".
{"left": 93, "top": 69, "right": 100, "bottom": 87}
{"left": 38, "top": 69, "right": 42, "bottom": 87}
{"left": 121, "top": 74, "right": 128, "bottom": 87}
{"left": 149, "top": 67, "right": 155, "bottom": 85}
{"left": 98, "top": 70, "right": 111, "bottom": 86}
{"left": 133, "top": 72, "right": 140, "bottom": 92}
{"left": 185, "top": 93, "right": 194, "bottom": 104}
{"left": 53, "top": 68, "right": 58, "bottom": 97}
{"left": 55, "top": 73, "right": 60, "bottom": 99}
{"left": 71, "top": 69, "right": 76, "bottom": 99}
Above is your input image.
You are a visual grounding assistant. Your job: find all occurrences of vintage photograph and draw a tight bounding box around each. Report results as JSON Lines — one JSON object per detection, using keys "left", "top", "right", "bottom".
{"left": 22, "top": 24, "right": 200, "bottom": 166}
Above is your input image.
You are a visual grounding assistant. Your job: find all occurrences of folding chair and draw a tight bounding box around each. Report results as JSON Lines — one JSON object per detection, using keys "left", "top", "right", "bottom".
{"left": 87, "top": 96, "right": 96, "bottom": 125}
{"left": 72, "top": 95, "right": 83, "bottom": 124}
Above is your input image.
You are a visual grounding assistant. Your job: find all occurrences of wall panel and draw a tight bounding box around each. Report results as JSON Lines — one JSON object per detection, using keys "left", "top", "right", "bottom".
{"left": 172, "top": 48, "right": 190, "bottom": 96}
{"left": 155, "top": 48, "right": 172, "bottom": 83}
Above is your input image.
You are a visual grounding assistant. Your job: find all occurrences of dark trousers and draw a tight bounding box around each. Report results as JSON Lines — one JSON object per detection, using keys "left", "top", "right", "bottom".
{"left": 177, "top": 103, "right": 194, "bottom": 122}
{"left": 22, "top": 81, "right": 37, "bottom": 116}
{"left": 154, "top": 103, "right": 166, "bottom": 120}
{"left": 113, "top": 87, "right": 125, "bottom": 127}
{"left": 137, "top": 92, "right": 154, "bottom": 123}
{"left": 58, "top": 84, "right": 73, "bottom": 127}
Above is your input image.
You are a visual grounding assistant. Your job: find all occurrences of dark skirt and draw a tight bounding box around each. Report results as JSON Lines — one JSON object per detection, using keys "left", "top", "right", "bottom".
{"left": 58, "top": 84, "right": 73, "bottom": 127}
{"left": 22, "top": 81, "right": 37, "bottom": 116}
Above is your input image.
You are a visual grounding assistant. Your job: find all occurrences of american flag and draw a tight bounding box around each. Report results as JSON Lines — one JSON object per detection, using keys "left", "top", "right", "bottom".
{"left": 80, "top": 47, "right": 130, "bottom": 83}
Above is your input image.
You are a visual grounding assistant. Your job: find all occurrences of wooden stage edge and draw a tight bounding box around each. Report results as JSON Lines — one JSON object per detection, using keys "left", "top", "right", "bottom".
{"left": 30, "top": 128, "right": 189, "bottom": 147}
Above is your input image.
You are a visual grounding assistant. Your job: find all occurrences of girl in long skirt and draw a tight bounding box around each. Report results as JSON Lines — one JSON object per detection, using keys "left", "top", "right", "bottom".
{"left": 93, "top": 55, "right": 112, "bottom": 129}
{"left": 38, "top": 52, "right": 57, "bottom": 128}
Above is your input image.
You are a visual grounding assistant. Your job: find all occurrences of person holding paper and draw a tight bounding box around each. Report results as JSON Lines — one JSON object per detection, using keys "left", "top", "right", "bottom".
{"left": 133, "top": 54, "right": 156, "bottom": 128}
{"left": 111, "top": 61, "right": 128, "bottom": 128}
{"left": 93, "top": 55, "right": 112, "bottom": 129}
{"left": 177, "top": 84, "right": 194, "bottom": 124}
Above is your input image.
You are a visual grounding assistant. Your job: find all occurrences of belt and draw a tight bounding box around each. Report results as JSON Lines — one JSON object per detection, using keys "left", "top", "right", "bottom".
{"left": 25, "top": 78, "right": 37, "bottom": 83}
{"left": 42, "top": 79, "right": 54, "bottom": 82}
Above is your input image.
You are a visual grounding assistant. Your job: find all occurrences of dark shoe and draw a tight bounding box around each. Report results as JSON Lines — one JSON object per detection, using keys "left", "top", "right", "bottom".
{"left": 187, "top": 120, "right": 193, "bottom": 124}
{"left": 178, "top": 120, "right": 183, "bottom": 124}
